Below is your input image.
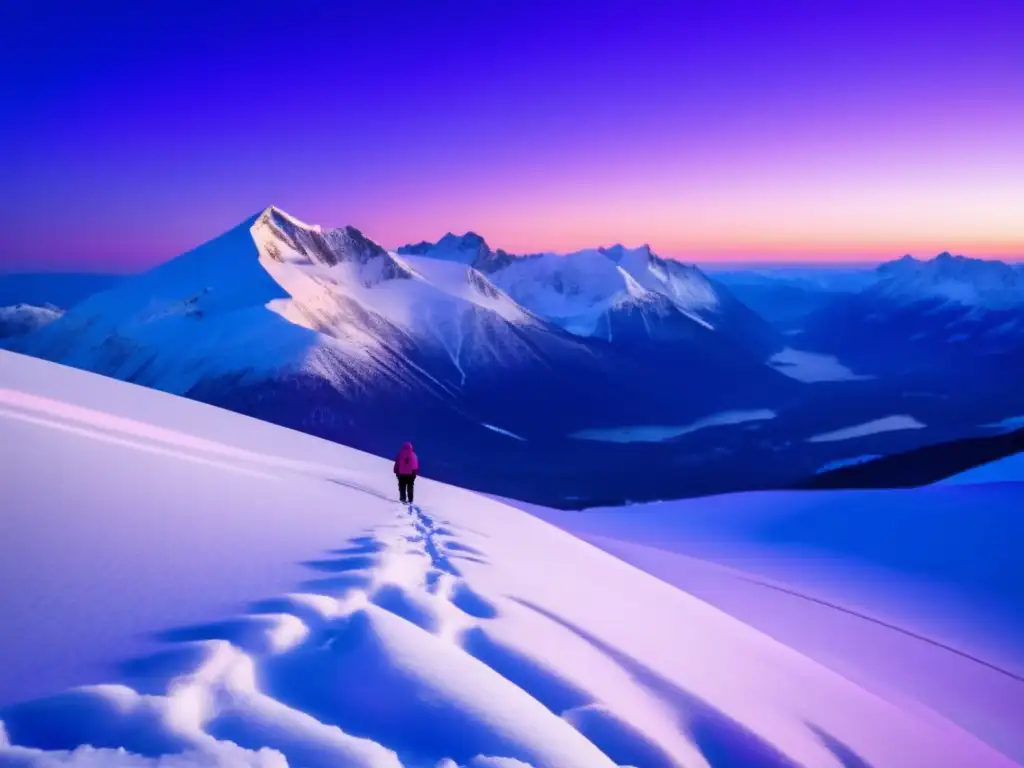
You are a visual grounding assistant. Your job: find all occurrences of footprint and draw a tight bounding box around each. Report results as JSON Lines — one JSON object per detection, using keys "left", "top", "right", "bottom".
{"left": 450, "top": 582, "right": 498, "bottom": 619}
{"left": 303, "top": 555, "right": 377, "bottom": 573}
{"left": 563, "top": 704, "right": 678, "bottom": 768}
{"left": 330, "top": 539, "right": 385, "bottom": 556}
{"left": 299, "top": 572, "right": 373, "bottom": 596}
{"left": 424, "top": 570, "right": 445, "bottom": 594}
{"left": 460, "top": 627, "right": 591, "bottom": 715}
{"left": 444, "top": 541, "right": 485, "bottom": 557}
{"left": 371, "top": 585, "right": 441, "bottom": 633}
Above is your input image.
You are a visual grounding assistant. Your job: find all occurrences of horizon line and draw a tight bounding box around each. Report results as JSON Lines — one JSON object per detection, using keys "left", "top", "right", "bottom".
{"left": 4, "top": 253, "right": 1024, "bottom": 277}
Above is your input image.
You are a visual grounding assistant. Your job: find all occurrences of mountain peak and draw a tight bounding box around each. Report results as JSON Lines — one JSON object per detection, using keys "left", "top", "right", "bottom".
{"left": 598, "top": 244, "right": 654, "bottom": 264}
{"left": 437, "top": 231, "right": 488, "bottom": 249}
{"left": 400, "top": 231, "right": 495, "bottom": 267}
{"left": 324, "top": 225, "right": 389, "bottom": 263}
{"left": 875, "top": 252, "right": 1024, "bottom": 308}
{"left": 397, "top": 240, "right": 434, "bottom": 256}
{"left": 259, "top": 205, "right": 319, "bottom": 233}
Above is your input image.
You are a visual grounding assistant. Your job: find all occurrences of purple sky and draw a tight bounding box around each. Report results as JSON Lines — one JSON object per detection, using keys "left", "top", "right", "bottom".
{"left": 2, "top": 0, "right": 1022, "bottom": 272}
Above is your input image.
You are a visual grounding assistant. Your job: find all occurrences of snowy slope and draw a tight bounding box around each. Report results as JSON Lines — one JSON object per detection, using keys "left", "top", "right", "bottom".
{"left": 518, "top": 483, "right": 1024, "bottom": 764}
{"left": 1, "top": 351, "right": 1017, "bottom": 767}
{"left": 0, "top": 304, "right": 63, "bottom": 339}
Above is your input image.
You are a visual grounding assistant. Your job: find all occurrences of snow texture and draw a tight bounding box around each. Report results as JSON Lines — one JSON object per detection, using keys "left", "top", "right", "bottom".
{"left": 516, "top": 479, "right": 1024, "bottom": 764}
{"left": 1, "top": 351, "right": 1015, "bottom": 767}
{"left": 807, "top": 416, "right": 926, "bottom": 443}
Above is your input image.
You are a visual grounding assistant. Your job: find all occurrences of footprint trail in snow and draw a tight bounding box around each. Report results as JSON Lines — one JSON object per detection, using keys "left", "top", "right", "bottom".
{"left": 1, "top": 500, "right": 1006, "bottom": 768}
{"left": 0, "top": 504, "right": 646, "bottom": 768}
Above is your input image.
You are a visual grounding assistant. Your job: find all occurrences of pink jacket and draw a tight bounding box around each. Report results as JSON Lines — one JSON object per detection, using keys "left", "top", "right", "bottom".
{"left": 394, "top": 442, "right": 419, "bottom": 475}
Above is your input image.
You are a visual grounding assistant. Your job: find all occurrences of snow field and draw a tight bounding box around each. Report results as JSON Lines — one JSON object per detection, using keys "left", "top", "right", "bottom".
{"left": 0, "top": 352, "right": 1017, "bottom": 767}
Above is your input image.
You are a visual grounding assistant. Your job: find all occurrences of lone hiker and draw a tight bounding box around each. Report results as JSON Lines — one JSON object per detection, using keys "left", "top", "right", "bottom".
{"left": 394, "top": 442, "right": 419, "bottom": 505}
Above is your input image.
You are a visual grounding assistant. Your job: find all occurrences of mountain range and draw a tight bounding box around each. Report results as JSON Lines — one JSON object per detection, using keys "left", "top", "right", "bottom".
{"left": 796, "top": 252, "right": 1024, "bottom": 381}
{"left": 5, "top": 208, "right": 1023, "bottom": 504}
{"left": 5, "top": 207, "right": 799, "bottom": 505}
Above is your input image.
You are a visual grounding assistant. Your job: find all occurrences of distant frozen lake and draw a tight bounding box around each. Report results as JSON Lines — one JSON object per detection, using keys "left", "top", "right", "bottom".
{"left": 769, "top": 347, "right": 871, "bottom": 383}
{"left": 571, "top": 409, "right": 777, "bottom": 443}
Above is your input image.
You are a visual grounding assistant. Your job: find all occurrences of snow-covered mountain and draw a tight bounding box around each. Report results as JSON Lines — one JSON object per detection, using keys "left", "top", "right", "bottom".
{"left": 7, "top": 207, "right": 794, "bottom": 506}
{"left": 404, "top": 235, "right": 781, "bottom": 357}
{"left": 875, "top": 252, "right": 1024, "bottom": 309}
{"left": 0, "top": 304, "right": 63, "bottom": 339}
{"left": 398, "top": 231, "right": 519, "bottom": 273}
{"left": 798, "top": 252, "right": 1024, "bottom": 378}
{"left": 10, "top": 208, "right": 576, "bottom": 394}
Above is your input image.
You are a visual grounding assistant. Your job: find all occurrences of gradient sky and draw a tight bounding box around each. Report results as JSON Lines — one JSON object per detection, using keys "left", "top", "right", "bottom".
{"left": 2, "top": 0, "right": 1022, "bottom": 271}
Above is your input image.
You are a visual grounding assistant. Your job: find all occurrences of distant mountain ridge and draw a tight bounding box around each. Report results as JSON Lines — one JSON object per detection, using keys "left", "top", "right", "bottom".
{"left": 874, "top": 252, "right": 1024, "bottom": 309}
{"left": 9, "top": 216, "right": 1022, "bottom": 506}
{"left": 797, "top": 252, "right": 1024, "bottom": 377}
{"left": 6, "top": 206, "right": 799, "bottom": 506}
{"left": 401, "top": 233, "right": 781, "bottom": 357}
{"left": 398, "top": 231, "right": 519, "bottom": 273}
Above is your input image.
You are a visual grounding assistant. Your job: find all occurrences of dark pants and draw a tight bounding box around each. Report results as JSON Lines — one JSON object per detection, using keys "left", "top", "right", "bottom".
{"left": 397, "top": 474, "right": 416, "bottom": 503}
